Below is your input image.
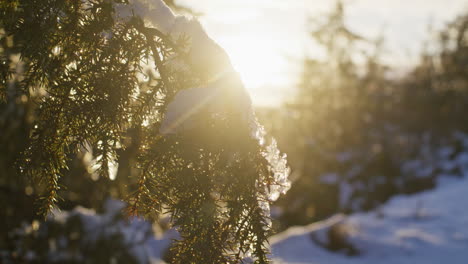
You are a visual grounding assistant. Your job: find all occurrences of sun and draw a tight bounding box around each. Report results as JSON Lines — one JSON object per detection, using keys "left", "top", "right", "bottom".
{"left": 216, "top": 33, "right": 288, "bottom": 105}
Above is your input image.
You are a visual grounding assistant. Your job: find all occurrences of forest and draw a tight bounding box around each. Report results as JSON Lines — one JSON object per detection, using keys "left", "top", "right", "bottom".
{"left": 1, "top": 0, "right": 468, "bottom": 263}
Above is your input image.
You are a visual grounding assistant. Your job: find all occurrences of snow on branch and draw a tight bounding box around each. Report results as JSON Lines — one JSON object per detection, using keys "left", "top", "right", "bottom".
{"left": 115, "top": 0, "right": 290, "bottom": 211}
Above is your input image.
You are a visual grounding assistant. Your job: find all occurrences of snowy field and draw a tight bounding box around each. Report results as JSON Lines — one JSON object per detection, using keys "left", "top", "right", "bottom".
{"left": 270, "top": 176, "right": 468, "bottom": 264}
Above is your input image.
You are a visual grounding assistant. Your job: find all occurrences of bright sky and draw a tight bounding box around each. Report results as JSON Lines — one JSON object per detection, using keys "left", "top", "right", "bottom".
{"left": 179, "top": 0, "right": 468, "bottom": 106}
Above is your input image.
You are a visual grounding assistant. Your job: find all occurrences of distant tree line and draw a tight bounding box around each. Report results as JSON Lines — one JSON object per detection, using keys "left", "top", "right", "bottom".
{"left": 264, "top": 2, "right": 468, "bottom": 228}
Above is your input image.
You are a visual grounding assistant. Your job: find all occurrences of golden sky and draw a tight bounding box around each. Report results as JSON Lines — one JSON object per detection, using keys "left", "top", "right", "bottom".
{"left": 179, "top": 0, "right": 468, "bottom": 106}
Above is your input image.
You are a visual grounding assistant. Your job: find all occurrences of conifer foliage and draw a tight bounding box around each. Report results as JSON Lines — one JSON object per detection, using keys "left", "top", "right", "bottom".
{"left": 0, "top": 0, "right": 290, "bottom": 263}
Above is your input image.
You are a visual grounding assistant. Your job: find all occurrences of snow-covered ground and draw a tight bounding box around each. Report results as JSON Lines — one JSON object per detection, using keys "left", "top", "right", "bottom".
{"left": 12, "top": 174, "right": 467, "bottom": 264}
{"left": 270, "top": 176, "right": 468, "bottom": 264}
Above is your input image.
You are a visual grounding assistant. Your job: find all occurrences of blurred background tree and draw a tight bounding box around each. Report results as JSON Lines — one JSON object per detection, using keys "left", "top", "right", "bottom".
{"left": 262, "top": 1, "right": 468, "bottom": 229}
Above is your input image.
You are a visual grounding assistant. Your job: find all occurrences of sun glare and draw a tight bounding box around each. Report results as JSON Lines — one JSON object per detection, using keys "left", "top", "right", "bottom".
{"left": 216, "top": 34, "right": 288, "bottom": 105}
